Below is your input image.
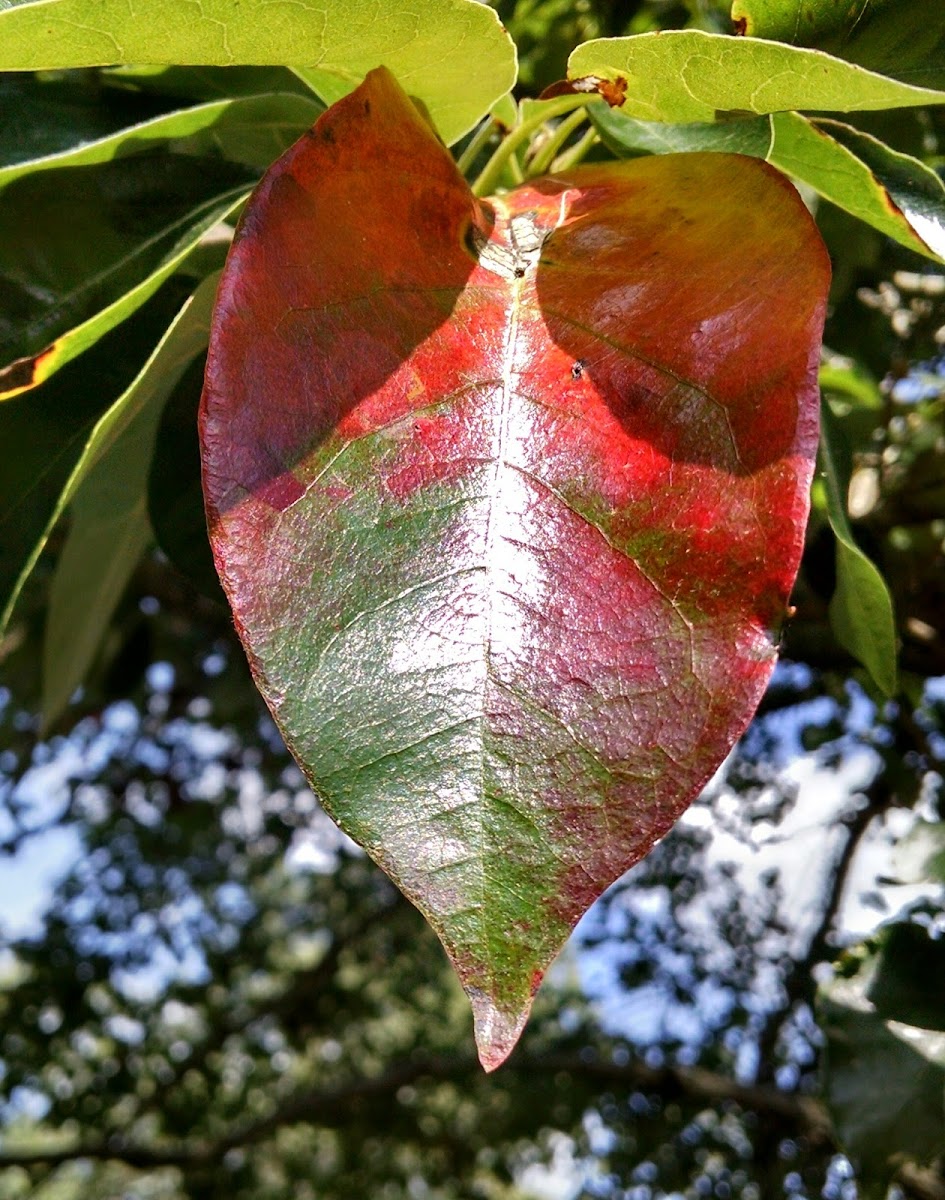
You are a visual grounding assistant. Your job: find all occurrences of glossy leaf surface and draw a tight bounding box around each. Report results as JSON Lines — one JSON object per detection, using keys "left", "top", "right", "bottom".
{"left": 568, "top": 30, "right": 945, "bottom": 124}
{"left": 0, "top": 92, "right": 320, "bottom": 194}
{"left": 771, "top": 115, "right": 945, "bottom": 262}
{"left": 201, "top": 68, "right": 829, "bottom": 1069}
{"left": 0, "top": 0, "right": 515, "bottom": 145}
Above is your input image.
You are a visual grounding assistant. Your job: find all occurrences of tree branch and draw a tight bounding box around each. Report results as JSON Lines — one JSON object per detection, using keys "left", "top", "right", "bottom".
{"left": 754, "top": 769, "right": 894, "bottom": 1079}
{"left": 5, "top": 1050, "right": 940, "bottom": 1199}
{"left": 0, "top": 1051, "right": 830, "bottom": 1168}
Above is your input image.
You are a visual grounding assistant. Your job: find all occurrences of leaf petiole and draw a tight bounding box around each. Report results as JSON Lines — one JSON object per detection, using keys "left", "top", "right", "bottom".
{"left": 525, "top": 107, "right": 589, "bottom": 178}
{"left": 472, "top": 94, "right": 601, "bottom": 197}
{"left": 551, "top": 125, "right": 600, "bottom": 173}
{"left": 456, "top": 115, "right": 501, "bottom": 179}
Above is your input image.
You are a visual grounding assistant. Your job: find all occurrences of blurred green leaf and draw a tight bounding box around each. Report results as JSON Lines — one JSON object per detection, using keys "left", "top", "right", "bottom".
{"left": 569, "top": 30, "right": 945, "bottom": 123}
{"left": 819, "top": 361, "right": 883, "bottom": 411}
{"left": 866, "top": 923, "right": 945, "bottom": 1032}
{"left": 0, "top": 0, "right": 516, "bottom": 145}
{"left": 731, "top": 0, "right": 945, "bottom": 91}
{"left": 819, "top": 397, "right": 898, "bottom": 696}
{"left": 820, "top": 926, "right": 945, "bottom": 1184}
{"left": 42, "top": 277, "right": 218, "bottom": 728}
{"left": 892, "top": 821, "right": 945, "bottom": 887}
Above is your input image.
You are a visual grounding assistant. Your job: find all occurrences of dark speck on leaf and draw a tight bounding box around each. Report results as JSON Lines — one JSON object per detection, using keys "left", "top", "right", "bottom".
{"left": 571, "top": 360, "right": 586, "bottom": 380}
{"left": 514, "top": 266, "right": 525, "bottom": 278}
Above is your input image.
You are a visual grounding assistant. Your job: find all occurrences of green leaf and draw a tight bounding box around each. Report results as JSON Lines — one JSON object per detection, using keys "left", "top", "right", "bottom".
{"left": 865, "top": 923, "right": 945, "bottom": 1033}
{"left": 0, "top": 92, "right": 321, "bottom": 192}
{"left": 0, "top": 285, "right": 187, "bottom": 640}
{"left": 819, "top": 928, "right": 945, "bottom": 1183}
{"left": 0, "top": 0, "right": 516, "bottom": 145}
{"left": 769, "top": 114, "right": 945, "bottom": 262}
{"left": 0, "top": 72, "right": 175, "bottom": 171}
{"left": 568, "top": 30, "right": 945, "bottom": 124}
{"left": 41, "top": 277, "right": 218, "bottom": 729}
{"left": 148, "top": 355, "right": 226, "bottom": 603}
{"left": 102, "top": 64, "right": 315, "bottom": 103}
{"left": 731, "top": 0, "right": 945, "bottom": 91}
{"left": 819, "top": 397, "right": 897, "bottom": 696}
{"left": 591, "top": 107, "right": 774, "bottom": 157}
{"left": 0, "top": 93, "right": 323, "bottom": 397}
{"left": 819, "top": 360, "right": 883, "bottom": 411}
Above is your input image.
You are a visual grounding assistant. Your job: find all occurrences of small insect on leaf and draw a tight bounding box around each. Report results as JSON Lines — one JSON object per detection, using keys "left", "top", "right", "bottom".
{"left": 200, "top": 66, "right": 829, "bottom": 1070}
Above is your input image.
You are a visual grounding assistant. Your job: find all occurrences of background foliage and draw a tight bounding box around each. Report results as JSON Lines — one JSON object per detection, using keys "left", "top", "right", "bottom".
{"left": 1, "top": 0, "right": 944, "bottom": 1196}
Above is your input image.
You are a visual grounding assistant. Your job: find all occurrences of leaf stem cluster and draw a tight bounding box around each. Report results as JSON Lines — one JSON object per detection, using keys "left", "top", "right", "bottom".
{"left": 471, "top": 94, "right": 601, "bottom": 197}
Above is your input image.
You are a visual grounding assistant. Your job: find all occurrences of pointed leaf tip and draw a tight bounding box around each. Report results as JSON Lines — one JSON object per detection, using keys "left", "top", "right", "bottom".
{"left": 469, "top": 990, "right": 532, "bottom": 1072}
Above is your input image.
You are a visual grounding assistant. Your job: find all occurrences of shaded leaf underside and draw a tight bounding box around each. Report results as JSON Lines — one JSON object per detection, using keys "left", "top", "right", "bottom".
{"left": 201, "top": 68, "right": 829, "bottom": 1068}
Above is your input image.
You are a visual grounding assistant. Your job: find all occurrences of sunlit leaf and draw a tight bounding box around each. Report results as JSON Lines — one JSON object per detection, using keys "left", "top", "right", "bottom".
{"left": 0, "top": 0, "right": 516, "bottom": 145}
{"left": 201, "top": 68, "right": 829, "bottom": 1069}
{"left": 769, "top": 114, "right": 945, "bottom": 262}
{"left": 568, "top": 30, "right": 945, "bottom": 124}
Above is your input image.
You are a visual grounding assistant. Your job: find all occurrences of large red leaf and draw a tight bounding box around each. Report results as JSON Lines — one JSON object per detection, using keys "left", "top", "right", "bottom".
{"left": 201, "top": 67, "right": 829, "bottom": 1070}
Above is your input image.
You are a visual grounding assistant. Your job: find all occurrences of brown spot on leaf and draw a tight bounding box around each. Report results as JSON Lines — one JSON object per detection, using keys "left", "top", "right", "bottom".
{"left": 733, "top": 15, "right": 748, "bottom": 34}
{"left": 540, "top": 74, "right": 627, "bottom": 107}
{"left": 598, "top": 76, "right": 628, "bottom": 107}
{"left": 0, "top": 342, "right": 58, "bottom": 400}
